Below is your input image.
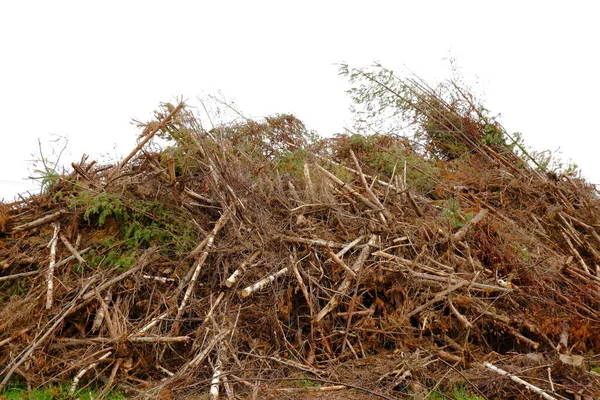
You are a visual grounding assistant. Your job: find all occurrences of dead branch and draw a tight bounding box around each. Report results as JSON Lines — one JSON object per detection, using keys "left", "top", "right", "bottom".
{"left": 349, "top": 149, "right": 390, "bottom": 223}
{"left": 45, "top": 222, "right": 60, "bottom": 309}
{"left": 448, "top": 299, "right": 472, "bottom": 329}
{"left": 316, "top": 235, "right": 378, "bottom": 321}
{"left": 12, "top": 210, "right": 67, "bottom": 232}
{"left": 69, "top": 350, "right": 113, "bottom": 395}
{"left": 405, "top": 281, "right": 467, "bottom": 319}
{"left": 108, "top": 102, "right": 185, "bottom": 181}
{"left": 280, "top": 234, "right": 345, "bottom": 249}
{"left": 241, "top": 266, "right": 289, "bottom": 297}
{"left": 482, "top": 362, "right": 557, "bottom": 400}
{"left": 59, "top": 233, "right": 86, "bottom": 265}
{"left": 225, "top": 250, "right": 261, "bottom": 288}
{"left": 0, "top": 270, "right": 39, "bottom": 282}
{"left": 452, "top": 208, "right": 488, "bottom": 242}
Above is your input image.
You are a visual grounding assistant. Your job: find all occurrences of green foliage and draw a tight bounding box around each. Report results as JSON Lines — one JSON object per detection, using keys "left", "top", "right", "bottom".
{"left": 0, "top": 381, "right": 125, "bottom": 400}
{"left": 339, "top": 62, "right": 583, "bottom": 180}
{"left": 70, "top": 192, "right": 128, "bottom": 227}
{"left": 297, "top": 379, "right": 319, "bottom": 388}
{"left": 512, "top": 244, "right": 531, "bottom": 262}
{"left": 3, "top": 278, "right": 28, "bottom": 297}
{"left": 443, "top": 198, "right": 473, "bottom": 228}
{"left": 276, "top": 148, "right": 309, "bottom": 178}
{"left": 481, "top": 123, "right": 506, "bottom": 147}
{"left": 68, "top": 189, "right": 198, "bottom": 270}
{"left": 29, "top": 135, "right": 69, "bottom": 194}
{"left": 33, "top": 167, "right": 60, "bottom": 194}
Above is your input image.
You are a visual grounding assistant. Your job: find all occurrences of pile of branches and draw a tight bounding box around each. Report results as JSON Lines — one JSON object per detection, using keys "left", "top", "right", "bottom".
{"left": 1, "top": 70, "right": 600, "bottom": 399}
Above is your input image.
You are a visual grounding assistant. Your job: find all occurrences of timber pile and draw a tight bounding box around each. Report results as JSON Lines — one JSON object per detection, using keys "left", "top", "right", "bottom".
{"left": 1, "top": 73, "right": 600, "bottom": 399}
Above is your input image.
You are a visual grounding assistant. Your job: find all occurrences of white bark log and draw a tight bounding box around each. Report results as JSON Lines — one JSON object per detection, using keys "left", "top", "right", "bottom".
{"left": 483, "top": 362, "right": 557, "bottom": 400}
{"left": 241, "top": 267, "right": 289, "bottom": 297}
{"left": 69, "top": 351, "right": 112, "bottom": 394}
{"left": 176, "top": 212, "right": 229, "bottom": 325}
{"left": 46, "top": 223, "right": 60, "bottom": 310}
{"left": 225, "top": 250, "right": 261, "bottom": 288}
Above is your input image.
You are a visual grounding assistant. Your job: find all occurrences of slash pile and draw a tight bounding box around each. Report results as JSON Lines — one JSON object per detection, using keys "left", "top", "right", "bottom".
{"left": 1, "top": 69, "right": 599, "bottom": 399}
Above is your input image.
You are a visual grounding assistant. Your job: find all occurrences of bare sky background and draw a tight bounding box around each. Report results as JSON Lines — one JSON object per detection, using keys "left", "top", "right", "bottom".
{"left": 1, "top": 1, "right": 598, "bottom": 200}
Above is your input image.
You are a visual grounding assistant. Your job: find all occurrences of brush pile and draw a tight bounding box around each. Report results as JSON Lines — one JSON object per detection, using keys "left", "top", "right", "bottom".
{"left": 1, "top": 67, "right": 599, "bottom": 399}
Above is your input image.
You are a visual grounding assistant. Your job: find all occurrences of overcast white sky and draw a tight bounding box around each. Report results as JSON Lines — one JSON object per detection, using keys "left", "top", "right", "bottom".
{"left": 1, "top": 1, "right": 598, "bottom": 200}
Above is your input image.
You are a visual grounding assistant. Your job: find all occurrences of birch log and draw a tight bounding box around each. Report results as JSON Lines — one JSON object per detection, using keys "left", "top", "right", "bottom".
{"left": 241, "top": 267, "right": 289, "bottom": 297}
{"left": 483, "top": 362, "right": 557, "bottom": 400}
{"left": 225, "top": 250, "right": 261, "bottom": 288}
{"left": 46, "top": 223, "right": 60, "bottom": 310}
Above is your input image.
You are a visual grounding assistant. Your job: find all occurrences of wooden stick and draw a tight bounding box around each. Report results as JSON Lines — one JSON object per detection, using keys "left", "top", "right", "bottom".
{"left": 504, "top": 325, "right": 539, "bottom": 349}
{"left": 453, "top": 209, "right": 487, "bottom": 242}
{"left": 303, "top": 163, "right": 315, "bottom": 201}
{"left": 482, "top": 362, "right": 557, "bottom": 400}
{"left": 201, "top": 292, "right": 225, "bottom": 327}
{"left": 557, "top": 322, "right": 569, "bottom": 353}
{"left": 12, "top": 210, "right": 66, "bottom": 232}
{"left": 108, "top": 102, "right": 185, "bottom": 181}
{"left": 314, "top": 164, "right": 383, "bottom": 213}
{"left": 276, "top": 385, "right": 347, "bottom": 393}
{"left": 316, "top": 235, "right": 378, "bottom": 321}
{"left": 326, "top": 247, "right": 356, "bottom": 277}
{"left": 290, "top": 255, "right": 316, "bottom": 317}
{"left": 335, "top": 309, "right": 374, "bottom": 318}
{"left": 225, "top": 250, "right": 261, "bottom": 288}
{"left": 349, "top": 150, "right": 390, "bottom": 223}
{"left": 175, "top": 212, "right": 229, "bottom": 330}
{"left": 129, "top": 336, "right": 191, "bottom": 343}
{"left": 59, "top": 233, "right": 86, "bottom": 265}
{"left": 142, "top": 274, "right": 176, "bottom": 283}
{"left": 132, "top": 311, "right": 169, "bottom": 336}
{"left": 405, "top": 281, "right": 467, "bottom": 319}
{"left": 0, "top": 270, "right": 39, "bottom": 282}
{"left": 54, "top": 247, "right": 90, "bottom": 269}
{"left": 405, "top": 190, "right": 423, "bottom": 217}
{"left": 335, "top": 236, "right": 365, "bottom": 258}
{"left": 94, "top": 288, "right": 117, "bottom": 339}
{"left": 448, "top": 299, "right": 472, "bottom": 329}
{"left": 190, "top": 211, "right": 230, "bottom": 258}
{"left": 184, "top": 188, "right": 218, "bottom": 204}
{"left": 280, "top": 235, "right": 344, "bottom": 249}
{"left": 188, "top": 329, "right": 231, "bottom": 368}
{"left": 316, "top": 154, "right": 404, "bottom": 193}
{"left": 437, "top": 349, "right": 463, "bottom": 364}
{"left": 241, "top": 267, "right": 289, "bottom": 297}
{"left": 559, "top": 230, "right": 590, "bottom": 274}
{"left": 209, "top": 357, "right": 222, "bottom": 400}
{"left": 69, "top": 350, "right": 113, "bottom": 394}
{"left": 91, "top": 288, "right": 111, "bottom": 332}
{"left": 82, "top": 248, "right": 155, "bottom": 301}
{"left": 46, "top": 223, "right": 60, "bottom": 310}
